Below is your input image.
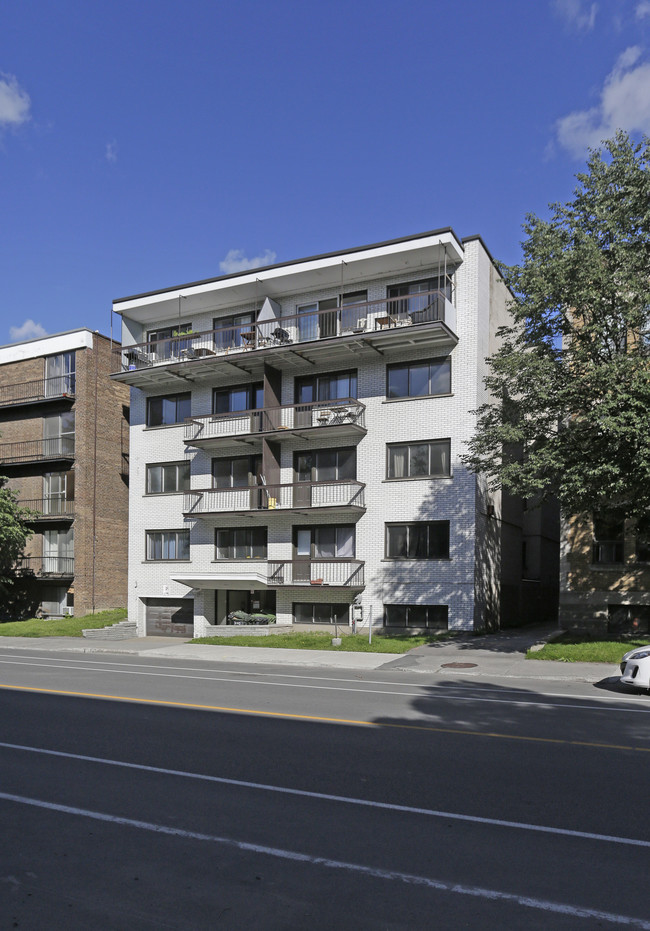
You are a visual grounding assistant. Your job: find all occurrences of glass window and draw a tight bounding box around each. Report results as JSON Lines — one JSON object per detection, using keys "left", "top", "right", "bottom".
{"left": 295, "top": 447, "right": 356, "bottom": 482}
{"left": 293, "top": 603, "right": 350, "bottom": 625}
{"left": 146, "top": 462, "right": 190, "bottom": 494}
{"left": 386, "top": 522, "right": 450, "bottom": 559}
{"left": 295, "top": 370, "right": 357, "bottom": 404}
{"left": 296, "top": 525, "right": 355, "bottom": 558}
{"left": 592, "top": 513, "right": 624, "bottom": 564}
{"left": 212, "top": 456, "right": 261, "bottom": 488}
{"left": 387, "top": 440, "right": 451, "bottom": 479}
{"left": 146, "top": 393, "right": 191, "bottom": 427}
{"left": 387, "top": 358, "right": 451, "bottom": 399}
{"left": 213, "top": 383, "right": 263, "bottom": 414}
{"left": 45, "top": 352, "right": 75, "bottom": 396}
{"left": 216, "top": 527, "right": 267, "bottom": 560}
{"left": 146, "top": 531, "right": 190, "bottom": 560}
{"left": 385, "top": 604, "right": 448, "bottom": 629}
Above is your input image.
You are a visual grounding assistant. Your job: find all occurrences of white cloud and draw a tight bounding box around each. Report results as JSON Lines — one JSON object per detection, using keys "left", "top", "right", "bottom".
{"left": 219, "top": 249, "right": 277, "bottom": 274}
{"left": 0, "top": 73, "right": 31, "bottom": 127}
{"left": 636, "top": 1, "right": 650, "bottom": 18}
{"left": 552, "top": 0, "right": 598, "bottom": 31}
{"left": 9, "top": 319, "right": 48, "bottom": 342}
{"left": 555, "top": 46, "right": 650, "bottom": 156}
{"left": 105, "top": 139, "right": 118, "bottom": 163}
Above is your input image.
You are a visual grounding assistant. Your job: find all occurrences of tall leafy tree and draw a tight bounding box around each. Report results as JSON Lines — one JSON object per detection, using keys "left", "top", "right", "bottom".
{"left": 463, "top": 132, "right": 650, "bottom": 519}
{"left": 0, "top": 475, "right": 34, "bottom": 616}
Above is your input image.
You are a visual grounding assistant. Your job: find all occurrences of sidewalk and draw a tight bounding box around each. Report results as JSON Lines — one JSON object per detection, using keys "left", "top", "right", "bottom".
{"left": 0, "top": 625, "right": 620, "bottom": 683}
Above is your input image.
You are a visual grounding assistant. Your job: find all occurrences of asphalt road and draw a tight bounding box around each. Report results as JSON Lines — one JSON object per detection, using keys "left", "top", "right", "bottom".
{"left": 1, "top": 648, "right": 649, "bottom": 930}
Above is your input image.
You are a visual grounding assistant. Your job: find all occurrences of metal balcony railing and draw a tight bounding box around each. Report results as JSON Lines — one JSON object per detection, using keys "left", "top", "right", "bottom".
{"left": 267, "top": 559, "right": 365, "bottom": 588}
{"left": 183, "top": 480, "right": 366, "bottom": 515}
{"left": 18, "top": 497, "right": 75, "bottom": 519}
{"left": 0, "top": 436, "right": 75, "bottom": 465}
{"left": 17, "top": 556, "right": 75, "bottom": 576}
{"left": 0, "top": 374, "right": 75, "bottom": 407}
{"left": 185, "top": 398, "right": 366, "bottom": 446}
{"left": 114, "top": 289, "right": 455, "bottom": 373}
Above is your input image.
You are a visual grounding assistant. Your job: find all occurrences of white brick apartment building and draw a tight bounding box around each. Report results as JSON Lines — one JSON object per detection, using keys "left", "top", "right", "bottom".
{"left": 112, "top": 230, "right": 559, "bottom": 638}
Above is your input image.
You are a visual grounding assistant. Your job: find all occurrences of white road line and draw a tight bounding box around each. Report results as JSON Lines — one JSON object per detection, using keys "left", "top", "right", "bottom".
{"left": 0, "top": 654, "right": 648, "bottom": 714}
{"left": 1, "top": 740, "right": 649, "bottom": 849}
{"left": 0, "top": 791, "right": 648, "bottom": 928}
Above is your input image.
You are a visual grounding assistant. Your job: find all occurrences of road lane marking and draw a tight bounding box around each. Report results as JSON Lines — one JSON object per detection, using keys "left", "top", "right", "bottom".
{"left": 1, "top": 682, "right": 650, "bottom": 752}
{"left": 2, "top": 739, "right": 650, "bottom": 850}
{"left": 0, "top": 791, "right": 648, "bottom": 928}
{"left": 0, "top": 655, "right": 648, "bottom": 713}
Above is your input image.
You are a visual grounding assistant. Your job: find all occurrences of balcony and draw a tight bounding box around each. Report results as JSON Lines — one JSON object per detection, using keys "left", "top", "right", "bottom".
{"left": 0, "top": 436, "right": 75, "bottom": 466}
{"left": 172, "top": 559, "right": 365, "bottom": 590}
{"left": 19, "top": 498, "right": 75, "bottom": 521}
{"left": 16, "top": 556, "right": 74, "bottom": 577}
{"left": 183, "top": 480, "right": 365, "bottom": 518}
{"left": 185, "top": 398, "right": 366, "bottom": 450}
{"left": 0, "top": 374, "right": 75, "bottom": 409}
{"left": 112, "top": 290, "right": 457, "bottom": 387}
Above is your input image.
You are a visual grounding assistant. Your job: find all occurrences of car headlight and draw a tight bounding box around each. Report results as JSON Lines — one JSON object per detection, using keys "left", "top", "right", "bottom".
{"left": 629, "top": 650, "right": 650, "bottom": 660}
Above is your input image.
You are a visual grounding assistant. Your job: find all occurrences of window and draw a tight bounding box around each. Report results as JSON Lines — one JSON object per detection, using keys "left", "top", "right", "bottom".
{"left": 387, "top": 358, "right": 451, "bottom": 399}
{"left": 340, "top": 291, "right": 368, "bottom": 331}
{"left": 213, "top": 382, "right": 264, "bottom": 414}
{"left": 387, "top": 440, "right": 450, "bottom": 479}
{"left": 213, "top": 313, "right": 254, "bottom": 351}
{"left": 293, "top": 603, "right": 350, "bottom": 625}
{"left": 43, "top": 411, "right": 75, "bottom": 456}
{"left": 146, "top": 462, "right": 190, "bottom": 494}
{"left": 212, "top": 455, "right": 262, "bottom": 488}
{"left": 295, "top": 447, "right": 356, "bottom": 482}
{"left": 385, "top": 604, "right": 448, "bottom": 630}
{"left": 215, "top": 527, "right": 267, "bottom": 559}
{"left": 43, "top": 471, "right": 74, "bottom": 514}
{"left": 45, "top": 351, "right": 75, "bottom": 396}
{"left": 294, "top": 525, "right": 355, "bottom": 558}
{"left": 146, "top": 393, "right": 191, "bottom": 427}
{"left": 146, "top": 531, "right": 190, "bottom": 560}
{"left": 592, "top": 513, "right": 624, "bottom": 564}
{"left": 297, "top": 298, "right": 338, "bottom": 341}
{"left": 386, "top": 521, "right": 450, "bottom": 559}
{"left": 147, "top": 324, "right": 193, "bottom": 359}
{"left": 295, "top": 370, "right": 357, "bottom": 404}
{"left": 387, "top": 276, "right": 452, "bottom": 307}
{"left": 635, "top": 515, "right": 650, "bottom": 563}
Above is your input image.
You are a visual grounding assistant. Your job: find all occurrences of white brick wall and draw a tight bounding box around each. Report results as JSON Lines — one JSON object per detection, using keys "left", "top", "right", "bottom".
{"left": 125, "top": 238, "right": 510, "bottom": 636}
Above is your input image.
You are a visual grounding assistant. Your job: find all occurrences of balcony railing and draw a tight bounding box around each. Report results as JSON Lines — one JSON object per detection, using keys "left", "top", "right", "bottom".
{"left": 16, "top": 556, "right": 75, "bottom": 576}
{"left": 268, "top": 559, "right": 364, "bottom": 588}
{"left": 184, "top": 480, "right": 365, "bottom": 516}
{"left": 114, "top": 289, "right": 455, "bottom": 373}
{"left": 185, "top": 398, "right": 366, "bottom": 446}
{"left": 18, "top": 497, "right": 75, "bottom": 519}
{"left": 0, "top": 436, "right": 75, "bottom": 465}
{"left": 0, "top": 374, "right": 75, "bottom": 407}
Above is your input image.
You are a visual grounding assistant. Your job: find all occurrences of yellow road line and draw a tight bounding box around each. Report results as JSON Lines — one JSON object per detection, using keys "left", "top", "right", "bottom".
{"left": 1, "top": 682, "right": 648, "bottom": 753}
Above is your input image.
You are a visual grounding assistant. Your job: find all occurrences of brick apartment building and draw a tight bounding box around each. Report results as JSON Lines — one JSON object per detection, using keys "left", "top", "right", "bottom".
{"left": 112, "top": 230, "right": 560, "bottom": 638}
{"left": 0, "top": 329, "right": 130, "bottom": 617}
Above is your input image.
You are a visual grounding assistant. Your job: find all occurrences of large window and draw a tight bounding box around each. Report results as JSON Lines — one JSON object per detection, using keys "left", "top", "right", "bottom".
{"left": 592, "top": 513, "right": 624, "bottom": 564}
{"left": 297, "top": 298, "right": 338, "bottom": 341}
{"left": 386, "top": 521, "right": 450, "bottom": 559}
{"left": 295, "top": 370, "right": 357, "bottom": 404}
{"left": 385, "top": 604, "right": 448, "bottom": 630}
{"left": 147, "top": 324, "right": 193, "bottom": 360}
{"left": 387, "top": 440, "right": 450, "bottom": 479}
{"left": 44, "top": 351, "right": 75, "bottom": 396}
{"left": 146, "top": 393, "right": 191, "bottom": 427}
{"left": 215, "top": 527, "right": 267, "bottom": 559}
{"left": 293, "top": 603, "right": 350, "bottom": 625}
{"left": 294, "top": 525, "right": 355, "bottom": 558}
{"left": 43, "top": 411, "right": 75, "bottom": 457}
{"left": 213, "top": 382, "right": 263, "bottom": 414}
{"left": 295, "top": 447, "right": 356, "bottom": 482}
{"left": 146, "top": 462, "right": 190, "bottom": 494}
{"left": 387, "top": 358, "right": 451, "bottom": 399}
{"left": 212, "top": 455, "right": 262, "bottom": 488}
{"left": 146, "top": 530, "right": 190, "bottom": 561}
{"left": 213, "top": 313, "right": 254, "bottom": 351}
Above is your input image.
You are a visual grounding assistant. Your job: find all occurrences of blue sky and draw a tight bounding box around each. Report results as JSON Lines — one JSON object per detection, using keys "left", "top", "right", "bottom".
{"left": 1, "top": 0, "right": 649, "bottom": 344}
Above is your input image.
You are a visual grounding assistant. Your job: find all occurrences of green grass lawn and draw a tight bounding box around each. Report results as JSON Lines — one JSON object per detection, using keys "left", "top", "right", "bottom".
{"left": 0, "top": 608, "right": 127, "bottom": 638}
{"left": 528, "top": 633, "right": 650, "bottom": 663}
{"left": 190, "top": 630, "right": 457, "bottom": 653}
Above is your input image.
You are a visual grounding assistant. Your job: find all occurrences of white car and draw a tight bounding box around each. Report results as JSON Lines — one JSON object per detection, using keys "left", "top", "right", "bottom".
{"left": 620, "top": 646, "right": 650, "bottom": 691}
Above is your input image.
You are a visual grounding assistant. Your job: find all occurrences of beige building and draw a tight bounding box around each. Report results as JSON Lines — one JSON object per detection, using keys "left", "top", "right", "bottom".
{"left": 0, "top": 329, "right": 130, "bottom": 617}
{"left": 560, "top": 513, "right": 650, "bottom": 634}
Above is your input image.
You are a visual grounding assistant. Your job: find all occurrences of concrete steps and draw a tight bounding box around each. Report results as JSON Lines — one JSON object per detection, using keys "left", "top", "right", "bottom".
{"left": 82, "top": 619, "right": 137, "bottom": 640}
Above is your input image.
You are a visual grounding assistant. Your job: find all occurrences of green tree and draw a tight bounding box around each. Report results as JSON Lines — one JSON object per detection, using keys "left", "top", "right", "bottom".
{"left": 463, "top": 132, "right": 650, "bottom": 519}
{"left": 0, "top": 475, "right": 34, "bottom": 618}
